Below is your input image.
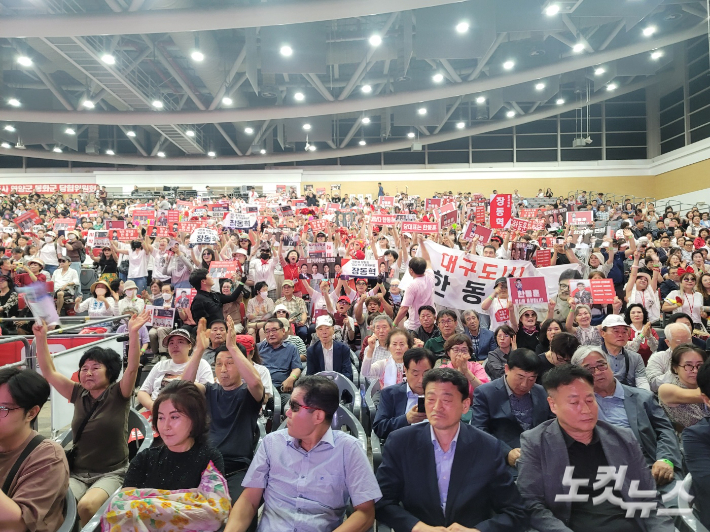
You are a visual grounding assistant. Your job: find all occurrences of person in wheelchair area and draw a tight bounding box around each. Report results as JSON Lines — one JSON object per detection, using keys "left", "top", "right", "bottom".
{"left": 52, "top": 257, "right": 79, "bottom": 315}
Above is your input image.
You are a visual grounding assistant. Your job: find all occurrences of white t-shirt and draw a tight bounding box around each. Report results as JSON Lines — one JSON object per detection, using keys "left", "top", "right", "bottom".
{"left": 127, "top": 249, "right": 148, "bottom": 278}
{"left": 488, "top": 297, "right": 511, "bottom": 332}
{"left": 151, "top": 249, "right": 171, "bottom": 282}
{"left": 39, "top": 242, "right": 59, "bottom": 267}
{"left": 140, "top": 358, "right": 214, "bottom": 400}
{"left": 254, "top": 363, "right": 273, "bottom": 397}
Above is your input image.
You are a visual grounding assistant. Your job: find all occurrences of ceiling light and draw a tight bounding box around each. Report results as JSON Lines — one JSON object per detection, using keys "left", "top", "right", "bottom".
{"left": 308, "top": 145, "right": 317, "bottom": 151}
{"left": 455, "top": 21, "right": 470, "bottom": 34}
{"left": 4, "top": 125, "right": 16, "bottom": 132}
{"left": 642, "top": 25, "right": 657, "bottom": 37}
{"left": 594, "top": 67, "right": 606, "bottom": 76}
{"left": 65, "top": 127, "right": 75, "bottom": 135}
{"left": 126, "top": 130, "right": 136, "bottom": 137}
{"left": 302, "top": 123, "right": 311, "bottom": 130}
{"left": 280, "top": 45, "right": 293, "bottom": 57}
{"left": 157, "top": 151, "right": 166, "bottom": 157}
{"left": 244, "top": 127, "right": 254, "bottom": 134}
{"left": 8, "top": 98, "right": 21, "bottom": 107}
{"left": 535, "top": 82, "right": 546, "bottom": 91}
{"left": 556, "top": 98, "right": 565, "bottom": 105}
{"left": 106, "top": 149, "right": 115, "bottom": 155}
{"left": 260, "top": 149, "right": 266, "bottom": 155}
{"left": 606, "top": 83, "right": 618, "bottom": 91}
{"left": 368, "top": 34, "right": 382, "bottom": 47}
{"left": 190, "top": 50, "right": 204, "bottom": 62}
{"left": 208, "top": 151, "right": 216, "bottom": 157}
{"left": 101, "top": 54, "right": 116, "bottom": 65}
{"left": 456, "top": 121, "right": 465, "bottom": 129}
{"left": 152, "top": 100, "right": 163, "bottom": 109}
{"left": 81, "top": 100, "right": 94, "bottom": 109}
{"left": 222, "top": 96, "right": 233, "bottom": 105}
{"left": 651, "top": 50, "right": 664, "bottom": 60}
{"left": 361, "top": 117, "right": 371, "bottom": 124}
{"left": 545, "top": 4, "right": 560, "bottom": 16}
{"left": 0, "top": 142, "right": 10, "bottom": 149}
{"left": 186, "top": 130, "right": 195, "bottom": 137}
{"left": 359, "top": 139, "right": 367, "bottom": 146}
{"left": 16, "top": 56, "right": 33, "bottom": 67}
{"left": 294, "top": 92, "right": 305, "bottom": 101}
{"left": 572, "top": 43, "right": 585, "bottom": 53}
{"left": 417, "top": 107, "right": 427, "bottom": 115}
{"left": 476, "top": 96, "right": 486, "bottom": 104}
{"left": 432, "top": 73, "right": 444, "bottom": 83}
{"left": 506, "top": 110, "right": 516, "bottom": 118}
{"left": 53, "top": 146, "right": 63, "bottom": 153}
{"left": 407, "top": 132, "right": 416, "bottom": 139}
{"left": 361, "top": 84, "right": 372, "bottom": 94}
{"left": 503, "top": 60, "right": 515, "bottom": 70}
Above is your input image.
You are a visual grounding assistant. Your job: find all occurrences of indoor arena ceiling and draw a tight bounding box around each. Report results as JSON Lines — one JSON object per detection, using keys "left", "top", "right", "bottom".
{"left": 0, "top": 0, "right": 707, "bottom": 166}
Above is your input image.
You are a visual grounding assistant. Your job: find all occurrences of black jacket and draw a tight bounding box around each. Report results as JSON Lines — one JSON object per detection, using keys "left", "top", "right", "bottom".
{"left": 190, "top": 286, "right": 242, "bottom": 325}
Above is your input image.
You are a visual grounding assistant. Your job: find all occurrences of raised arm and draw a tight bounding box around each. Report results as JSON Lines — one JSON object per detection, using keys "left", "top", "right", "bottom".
{"left": 226, "top": 316, "right": 264, "bottom": 402}
{"left": 626, "top": 252, "right": 640, "bottom": 302}
{"left": 32, "top": 321, "right": 75, "bottom": 400}
{"left": 181, "top": 318, "right": 210, "bottom": 393}
{"left": 120, "top": 310, "right": 152, "bottom": 399}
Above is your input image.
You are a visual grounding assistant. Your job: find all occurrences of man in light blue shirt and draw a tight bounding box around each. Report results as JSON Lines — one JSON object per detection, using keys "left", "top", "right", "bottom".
{"left": 431, "top": 423, "right": 459, "bottom": 512}
{"left": 225, "top": 375, "right": 381, "bottom": 532}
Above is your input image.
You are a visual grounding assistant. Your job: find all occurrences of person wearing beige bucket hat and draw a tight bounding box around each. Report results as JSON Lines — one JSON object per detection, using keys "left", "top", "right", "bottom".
{"left": 74, "top": 278, "right": 118, "bottom": 325}
{"left": 112, "top": 279, "right": 146, "bottom": 317}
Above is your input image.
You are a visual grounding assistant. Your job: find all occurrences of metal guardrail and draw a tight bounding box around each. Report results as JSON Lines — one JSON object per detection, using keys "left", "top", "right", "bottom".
{"left": 0, "top": 314, "right": 132, "bottom": 349}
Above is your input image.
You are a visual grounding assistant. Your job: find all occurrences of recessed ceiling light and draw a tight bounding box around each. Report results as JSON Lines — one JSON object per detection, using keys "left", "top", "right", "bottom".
{"left": 16, "top": 56, "right": 32, "bottom": 67}
{"left": 359, "top": 139, "right": 367, "bottom": 146}
{"left": 651, "top": 50, "right": 664, "bottom": 60}
{"left": 417, "top": 107, "right": 427, "bottom": 115}
{"left": 53, "top": 146, "right": 63, "bottom": 153}
{"left": 594, "top": 67, "right": 606, "bottom": 76}
{"left": 157, "top": 151, "right": 166, "bottom": 157}
{"left": 456, "top": 121, "right": 465, "bottom": 129}
{"left": 361, "top": 84, "right": 372, "bottom": 94}
{"left": 4, "top": 125, "right": 16, "bottom": 132}
{"left": 308, "top": 145, "right": 317, "bottom": 151}
{"left": 642, "top": 25, "right": 657, "bottom": 37}
{"left": 432, "top": 73, "right": 444, "bottom": 83}
{"left": 0, "top": 142, "right": 11, "bottom": 149}
{"left": 361, "top": 117, "right": 371, "bottom": 124}
{"left": 545, "top": 4, "right": 560, "bottom": 16}
{"left": 503, "top": 60, "right": 515, "bottom": 70}
{"left": 65, "top": 127, "right": 76, "bottom": 135}
{"left": 294, "top": 92, "right": 305, "bottom": 101}
{"left": 572, "top": 43, "right": 585, "bottom": 53}
{"left": 455, "top": 21, "right": 470, "bottom": 34}
{"left": 607, "top": 83, "right": 618, "bottom": 91}
{"left": 152, "top": 100, "right": 163, "bottom": 109}
{"left": 8, "top": 98, "right": 21, "bottom": 107}
{"left": 106, "top": 149, "right": 115, "bottom": 155}
{"left": 368, "top": 34, "right": 382, "bottom": 47}
{"left": 303, "top": 123, "right": 311, "bottom": 131}
{"left": 280, "top": 45, "right": 293, "bottom": 57}
{"left": 535, "top": 82, "right": 546, "bottom": 91}
{"left": 476, "top": 96, "right": 486, "bottom": 104}
{"left": 82, "top": 100, "right": 95, "bottom": 109}
{"left": 126, "top": 130, "right": 136, "bottom": 137}
{"left": 506, "top": 110, "right": 516, "bottom": 118}
{"left": 260, "top": 149, "right": 266, "bottom": 155}
{"left": 556, "top": 98, "right": 565, "bottom": 105}
{"left": 190, "top": 50, "right": 204, "bottom": 62}
{"left": 101, "top": 54, "right": 116, "bottom": 65}
{"left": 208, "top": 151, "right": 216, "bottom": 157}
{"left": 186, "top": 130, "right": 195, "bottom": 137}
{"left": 245, "top": 127, "right": 254, "bottom": 134}
{"left": 222, "top": 96, "right": 233, "bottom": 105}
{"left": 407, "top": 132, "right": 416, "bottom": 139}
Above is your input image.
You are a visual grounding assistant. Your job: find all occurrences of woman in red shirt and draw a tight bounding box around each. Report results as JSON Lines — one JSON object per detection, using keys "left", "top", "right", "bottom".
{"left": 279, "top": 242, "right": 305, "bottom": 296}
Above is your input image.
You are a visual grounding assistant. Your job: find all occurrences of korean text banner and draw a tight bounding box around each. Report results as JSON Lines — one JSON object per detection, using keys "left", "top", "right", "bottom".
{"left": 400, "top": 240, "right": 580, "bottom": 312}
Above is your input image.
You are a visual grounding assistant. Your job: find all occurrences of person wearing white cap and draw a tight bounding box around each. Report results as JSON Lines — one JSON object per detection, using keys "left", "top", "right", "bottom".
{"left": 306, "top": 315, "right": 353, "bottom": 382}
{"left": 113, "top": 279, "right": 146, "bottom": 317}
{"left": 598, "top": 314, "right": 650, "bottom": 391}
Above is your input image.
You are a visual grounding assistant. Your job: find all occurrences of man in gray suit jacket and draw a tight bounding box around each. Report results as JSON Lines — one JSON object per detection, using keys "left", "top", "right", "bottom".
{"left": 517, "top": 364, "right": 674, "bottom": 532}
{"left": 571, "top": 345, "right": 682, "bottom": 491}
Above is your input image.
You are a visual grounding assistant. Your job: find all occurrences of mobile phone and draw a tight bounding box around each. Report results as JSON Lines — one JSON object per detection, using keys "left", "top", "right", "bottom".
{"left": 417, "top": 396, "right": 425, "bottom": 413}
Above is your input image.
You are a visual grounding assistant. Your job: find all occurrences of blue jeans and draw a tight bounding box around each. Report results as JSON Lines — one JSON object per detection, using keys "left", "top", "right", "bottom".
{"left": 128, "top": 277, "right": 147, "bottom": 294}
{"left": 173, "top": 280, "right": 192, "bottom": 289}
{"left": 44, "top": 264, "right": 58, "bottom": 277}
{"left": 294, "top": 325, "right": 308, "bottom": 344}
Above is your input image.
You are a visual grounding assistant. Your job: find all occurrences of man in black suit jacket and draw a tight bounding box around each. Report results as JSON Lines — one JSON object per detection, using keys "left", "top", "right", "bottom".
{"left": 376, "top": 368, "right": 528, "bottom": 531}
{"left": 373, "top": 348, "right": 435, "bottom": 441}
{"left": 471, "top": 349, "right": 552, "bottom": 471}
{"left": 306, "top": 315, "right": 353, "bottom": 382}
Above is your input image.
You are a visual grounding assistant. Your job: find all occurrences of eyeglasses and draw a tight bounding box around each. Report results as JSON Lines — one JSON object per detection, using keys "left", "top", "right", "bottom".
{"left": 263, "top": 327, "right": 282, "bottom": 334}
{"left": 289, "top": 399, "right": 319, "bottom": 413}
{"left": 438, "top": 319, "right": 456, "bottom": 325}
{"left": 0, "top": 406, "right": 21, "bottom": 418}
{"left": 684, "top": 278, "right": 697, "bottom": 282}
{"left": 679, "top": 363, "right": 703, "bottom": 372}
{"left": 449, "top": 346, "right": 469, "bottom": 354}
{"left": 583, "top": 361, "right": 609, "bottom": 374}
{"left": 522, "top": 313, "right": 536, "bottom": 318}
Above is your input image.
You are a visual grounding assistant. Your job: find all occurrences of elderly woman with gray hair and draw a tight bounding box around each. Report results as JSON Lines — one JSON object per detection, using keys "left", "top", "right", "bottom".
{"left": 565, "top": 303, "right": 603, "bottom": 346}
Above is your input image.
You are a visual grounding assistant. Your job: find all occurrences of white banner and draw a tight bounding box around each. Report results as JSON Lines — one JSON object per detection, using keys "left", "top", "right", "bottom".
{"left": 189, "top": 228, "right": 218, "bottom": 246}
{"left": 341, "top": 259, "right": 378, "bottom": 278}
{"left": 400, "top": 240, "right": 581, "bottom": 312}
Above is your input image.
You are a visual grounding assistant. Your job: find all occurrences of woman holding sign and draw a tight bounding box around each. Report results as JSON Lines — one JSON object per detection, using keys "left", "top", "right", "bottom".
{"left": 481, "top": 277, "right": 514, "bottom": 333}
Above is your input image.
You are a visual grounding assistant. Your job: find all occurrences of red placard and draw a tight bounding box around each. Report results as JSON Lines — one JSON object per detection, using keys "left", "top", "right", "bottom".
{"left": 508, "top": 277, "right": 549, "bottom": 305}
{"left": 401, "top": 222, "right": 439, "bottom": 234}
{"left": 509, "top": 218, "right": 531, "bottom": 232}
{"left": 106, "top": 220, "right": 125, "bottom": 230}
{"left": 132, "top": 210, "right": 156, "bottom": 226}
{"left": 208, "top": 261, "right": 238, "bottom": 280}
{"left": 475, "top": 206, "right": 486, "bottom": 224}
{"left": 53, "top": 218, "right": 77, "bottom": 232}
{"left": 177, "top": 221, "right": 208, "bottom": 233}
{"left": 175, "top": 288, "right": 197, "bottom": 309}
{"left": 535, "top": 249, "right": 552, "bottom": 267}
{"left": 370, "top": 214, "right": 397, "bottom": 226}
{"left": 379, "top": 196, "right": 395, "bottom": 208}
{"left": 108, "top": 229, "right": 140, "bottom": 242}
{"left": 489, "top": 194, "right": 512, "bottom": 229}
{"left": 568, "top": 278, "right": 616, "bottom": 304}
{"left": 309, "top": 218, "right": 329, "bottom": 232}
{"left": 566, "top": 211, "right": 594, "bottom": 226}
{"left": 425, "top": 198, "right": 442, "bottom": 211}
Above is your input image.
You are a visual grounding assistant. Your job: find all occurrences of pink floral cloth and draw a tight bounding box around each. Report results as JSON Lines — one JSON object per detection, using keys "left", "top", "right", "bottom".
{"left": 101, "top": 461, "right": 231, "bottom": 532}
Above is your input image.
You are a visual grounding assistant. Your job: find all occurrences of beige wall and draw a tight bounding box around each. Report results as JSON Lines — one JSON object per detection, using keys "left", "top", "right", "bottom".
{"left": 655, "top": 157, "right": 710, "bottom": 200}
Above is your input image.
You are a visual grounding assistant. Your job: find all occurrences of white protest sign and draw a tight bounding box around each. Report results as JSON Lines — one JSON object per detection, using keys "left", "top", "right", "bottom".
{"left": 341, "top": 259, "right": 378, "bottom": 278}
{"left": 223, "top": 212, "right": 257, "bottom": 230}
{"left": 189, "top": 228, "right": 218, "bottom": 246}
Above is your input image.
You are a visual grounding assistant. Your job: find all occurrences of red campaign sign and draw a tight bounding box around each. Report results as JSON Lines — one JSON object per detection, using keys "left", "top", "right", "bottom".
{"left": 566, "top": 211, "right": 594, "bottom": 226}
{"left": 518, "top": 208, "right": 539, "bottom": 219}
{"left": 568, "top": 278, "right": 616, "bottom": 305}
{"left": 530, "top": 218, "right": 547, "bottom": 231}
{"left": 326, "top": 203, "right": 340, "bottom": 213}
{"left": 175, "top": 288, "right": 197, "bottom": 309}
{"left": 53, "top": 218, "right": 77, "bottom": 232}
{"left": 490, "top": 194, "right": 512, "bottom": 229}
{"left": 402, "top": 222, "right": 439, "bottom": 234}
{"left": 309, "top": 218, "right": 329, "bottom": 232}
{"left": 463, "top": 223, "right": 493, "bottom": 244}
{"left": 0, "top": 184, "right": 98, "bottom": 195}
{"left": 509, "top": 218, "right": 531, "bottom": 232}
{"left": 176, "top": 200, "right": 192, "bottom": 207}
{"left": 425, "top": 198, "right": 442, "bottom": 211}
{"left": 166, "top": 210, "right": 180, "bottom": 223}
{"left": 177, "top": 221, "right": 208, "bottom": 233}
{"left": 276, "top": 185, "right": 286, "bottom": 194}
{"left": 208, "top": 261, "right": 238, "bottom": 280}
{"left": 13, "top": 211, "right": 41, "bottom": 232}
{"left": 132, "top": 210, "right": 156, "bottom": 225}
{"left": 106, "top": 220, "right": 125, "bottom": 230}
{"left": 508, "top": 277, "right": 549, "bottom": 305}
{"left": 207, "top": 204, "right": 230, "bottom": 214}
{"left": 535, "top": 249, "right": 552, "bottom": 267}
{"left": 108, "top": 229, "right": 140, "bottom": 242}
{"left": 439, "top": 207, "right": 458, "bottom": 229}
{"left": 441, "top": 196, "right": 456, "bottom": 206}
{"left": 370, "top": 214, "right": 397, "bottom": 226}
{"left": 147, "top": 226, "right": 171, "bottom": 238}
{"left": 475, "top": 206, "right": 486, "bottom": 225}
{"left": 379, "top": 196, "right": 395, "bottom": 208}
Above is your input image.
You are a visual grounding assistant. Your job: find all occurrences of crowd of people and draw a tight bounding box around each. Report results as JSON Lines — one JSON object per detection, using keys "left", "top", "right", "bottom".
{"left": 0, "top": 183, "right": 709, "bottom": 531}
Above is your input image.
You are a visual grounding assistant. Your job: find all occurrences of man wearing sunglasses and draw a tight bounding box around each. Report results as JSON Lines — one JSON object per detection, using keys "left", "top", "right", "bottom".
{"left": 225, "top": 376, "right": 381, "bottom": 532}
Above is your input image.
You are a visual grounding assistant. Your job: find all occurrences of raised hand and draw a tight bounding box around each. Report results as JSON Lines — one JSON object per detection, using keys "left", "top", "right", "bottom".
{"left": 32, "top": 320, "right": 48, "bottom": 339}
{"left": 128, "top": 310, "right": 152, "bottom": 334}
{"left": 193, "top": 318, "right": 211, "bottom": 352}
{"left": 225, "top": 315, "right": 237, "bottom": 348}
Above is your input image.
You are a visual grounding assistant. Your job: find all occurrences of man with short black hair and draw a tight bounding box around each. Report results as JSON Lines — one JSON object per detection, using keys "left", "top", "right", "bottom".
{"left": 0, "top": 367, "right": 69, "bottom": 532}
{"left": 190, "top": 268, "right": 244, "bottom": 326}
{"left": 376, "top": 368, "right": 528, "bottom": 531}
{"left": 423, "top": 310, "right": 458, "bottom": 356}
{"left": 203, "top": 318, "right": 228, "bottom": 365}
{"left": 258, "top": 317, "right": 301, "bottom": 408}
{"left": 413, "top": 305, "right": 438, "bottom": 343}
